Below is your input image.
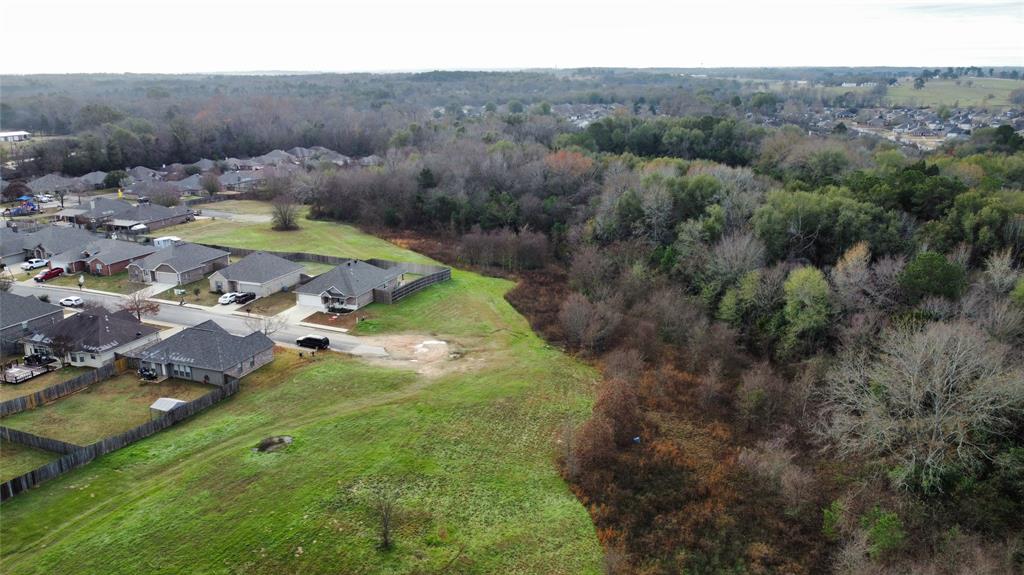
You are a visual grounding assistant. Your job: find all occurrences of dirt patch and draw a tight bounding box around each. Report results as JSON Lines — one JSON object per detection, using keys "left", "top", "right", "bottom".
{"left": 360, "top": 334, "right": 479, "bottom": 377}
{"left": 253, "top": 436, "right": 293, "bottom": 453}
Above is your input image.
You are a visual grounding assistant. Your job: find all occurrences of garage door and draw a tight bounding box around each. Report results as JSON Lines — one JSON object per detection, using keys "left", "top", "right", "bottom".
{"left": 155, "top": 271, "right": 179, "bottom": 284}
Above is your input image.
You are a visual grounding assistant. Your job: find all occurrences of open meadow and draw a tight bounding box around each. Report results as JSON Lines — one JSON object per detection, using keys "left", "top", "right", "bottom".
{"left": 0, "top": 216, "right": 603, "bottom": 574}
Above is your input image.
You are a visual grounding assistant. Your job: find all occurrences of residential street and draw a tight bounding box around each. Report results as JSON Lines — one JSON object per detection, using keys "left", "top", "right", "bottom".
{"left": 10, "top": 282, "right": 387, "bottom": 357}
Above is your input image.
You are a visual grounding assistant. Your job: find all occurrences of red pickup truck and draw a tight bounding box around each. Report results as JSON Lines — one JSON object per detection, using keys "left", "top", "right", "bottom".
{"left": 34, "top": 268, "right": 64, "bottom": 282}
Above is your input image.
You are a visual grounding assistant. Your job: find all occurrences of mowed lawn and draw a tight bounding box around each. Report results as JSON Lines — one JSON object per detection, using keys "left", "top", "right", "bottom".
{"left": 157, "top": 276, "right": 221, "bottom": 306}
{"left": 159, "top": 213, "right": 435, "bottom": 265}
{"left": 2, "top": 375, "right": 213, "bottom": 445}
{"left": 48, "top": 270, "right": 147, "bottom": 295}
{"left": 0, "top": 220, "right": 603, "bottom": 574}
{"left": 887, "top": 77, "right": 1024, "bottom": 108}
{"left": 0, "top": 441, "right": 58, "bottom": 482}
{"left": 0, "top": 366, "right": 90, "bottom": 402}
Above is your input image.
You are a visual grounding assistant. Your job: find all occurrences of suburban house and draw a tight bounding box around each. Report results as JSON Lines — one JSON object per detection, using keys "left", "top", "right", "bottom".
{"left": 0, "top": 292, "right": 63, "bottom": 354}
{"left": 218, "top": 171, "right": 265, "bottom": 191}
{"left": 207, "top": 252, "right": 303, "bottom": 297}
{"left": 12, "top": 225, "right": 97, "bottom": 261}
{"left": 133, "top": 320, "right": 274, "bottom": 385}
{"left": 0, "top": 130, "right": 31, "bottom": 142}
{"left": 49, "top": 238, "right": 157, "bottom": 276}
{"left": 22, "top": 310, "right": 160, "bottom": 368}
{"left": 79, "top": 171, "right": 108, "bottom": 189}
{"left": 55, "top": 197, "right": 193, "bottom": 232}
{"left": 172, "top": 174, "right": 204, "bottom": 194}
{"left": 0, "top": 228, "right": 29, "bottom": 267}
{"left": 26, "top": 173, "right": 86, "bottom": 195}
{"left": 127, "top": 242, "right": 230, "bottom": 285}
{"left": 295, "top": 259, "right": 403, "bottom": 312}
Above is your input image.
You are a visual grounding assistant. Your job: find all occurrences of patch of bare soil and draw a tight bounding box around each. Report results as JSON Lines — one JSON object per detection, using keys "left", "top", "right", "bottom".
{"left": 361, "top": 334, "right": 480, "bottom": 377}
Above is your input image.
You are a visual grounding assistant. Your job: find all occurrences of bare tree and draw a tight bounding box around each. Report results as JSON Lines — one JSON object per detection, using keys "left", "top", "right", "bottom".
{"left": 831, "top": 242, "right": 871, "bottom": 312}
{"left": 271, "top": 195, "right": 300, "bottom": 231}
{"left": 119, "top": 291, "right": 160, "bottom": 321}
{"left": 244, "top": 312, "right": 287, "bottom": 336}
{"left": 370, "top": 484, "right": 400, "bottom": 550}
{"left": 48, "top": 333, "right": 76, "bottom": 365}
{"left": 819, "top": 321, "right": 1024, "bottom": 491}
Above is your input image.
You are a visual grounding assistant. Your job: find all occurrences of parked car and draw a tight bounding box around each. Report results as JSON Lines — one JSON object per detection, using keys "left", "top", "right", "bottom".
{"left": 34, "top": 268, "right": 64, "bottom": 282}
{"left": 39, "top": 194, "right": 54, "bottom": 203}
{"left": 21, "top": 258, "right": 48, "bottom": 270}
{"left": 234, "top": 292, "right": 256, "bottom": 304}
{"left": 218, "top": 292, "right": 240, "bottom": 305}
{"left": 59, "top": 296, "right": 84, "bottom": 307}
{"left": 296, "top": 335, "right": 330, "bottom": 350}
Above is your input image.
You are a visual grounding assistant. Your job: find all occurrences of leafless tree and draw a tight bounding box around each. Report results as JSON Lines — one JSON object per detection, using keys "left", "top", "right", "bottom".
{"left": 119, "top": 291, "right": 160, "bottom": 321}
{"left": 983, "top": 248, "right": 1020, "bottom": 294}
{"left": 370, "top": 483, "right": 400, "bottom": 550}
{"left": 244, "top": 312, "right": 288, "bottom": 336}
{"left": 200, "top": 173, "right": 222, "bottom": 196}
{"left": 708, "top": 230, "right": 766, "bottom": 288}
{"left": 831, "top": 242, "right": 871, "bottom": 312}
{"left": 48, "top": 333, "right": 76, "bottom": 365}
{"left": 271, "top": 195, "right": 300, "bottom": 231}
{"left": 819, "top": 321, "right": 1024, "bottom": 490}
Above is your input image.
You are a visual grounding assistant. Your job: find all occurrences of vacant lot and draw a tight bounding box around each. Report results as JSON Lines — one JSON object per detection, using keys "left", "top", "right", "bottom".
{"left": 0, "top": 366, "right": 90, "bottom": 402}
{"left": 0, "top": 222, "right": 602, "bottom": 574}
{"left": 2, "top": 375, "right": 213, "bottom": 445}
{"left": 48, "top": 270, "right": 146, "bottom": 295}
{"left": 239, "top": 290, "right": 295, "bottom": 316}
{"left": 0, "top": 441, "right": 57, "bottom": 481}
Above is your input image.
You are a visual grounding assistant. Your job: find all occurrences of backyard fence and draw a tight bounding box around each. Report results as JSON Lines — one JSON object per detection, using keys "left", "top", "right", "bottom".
{"left": 0, "top": 365, "right": 116, "bottom": 417}
{"left": 0, "top": 379, "right": 240, "bottom": 502}
{"left": 0, "top": 427, "right": 82, "bottom": 455}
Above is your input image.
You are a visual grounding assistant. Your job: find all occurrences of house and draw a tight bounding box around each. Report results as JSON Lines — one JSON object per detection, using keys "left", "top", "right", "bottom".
{"left": 16, "top": 225, "right": 97, "bottom": 261}
{"left": 79, "top": 171, "right": 108, "bottom": 189}
{"left": 55, "top": 197, "right": 193, "bottom": 232}
{"left": 172, "top": 174, "right": 203, "bottom": 194}
{"left": 133, "top": 320, "right": 274, "bottom": 385}
{"left": 49, "top": 238, "right": 157, "bottom": 276}
{"left": 127, "top": 242, "right": 230, "bottom": 285}
{"left": 218, "top": 171, "right": 265, "bottom": 191}
{"left": 22, "top": 310, "right": 160, "bottom": 368}
{"left": 208, "top": 251, "right": 303, "bottom": 297}
{"left": 295, "top": 259, "right": 403, "bottom": 312}
{"left": 0, "top": 227, "right": 30, "bottom": 267}
{"left": 128, "top": 166, "right": 161, "bottom": 183}
{"left": 26, "top": 173, "right": 85, "bottom": 195}
{"left": 0, "top": 131, "right": 31, "bottom": 142}
{"left": 0, "top": 292, "right": 63, "bottom": 354}
{"left": 190, "top": 158, "right": 217, "bottom": 172}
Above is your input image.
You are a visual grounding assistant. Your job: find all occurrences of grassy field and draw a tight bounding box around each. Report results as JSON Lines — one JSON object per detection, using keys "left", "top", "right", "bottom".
{"left": 0, "top": 366, "right": 90, "bottom": 402}
{"left": 0, "top": 215, "right": 603, "bottom": 574}
{"left": 2, "top": 375, "right": 213, "bottom": 445}
{"left": 157, "top": 276, "right": 220, "bottom": 306}
{"left": 886, "top": 77, "right": 1023, "bottom": 108}
{"left": 48, "top": 270, "right": 147, "bottom": 294}
{"left": 195, "top": 199, "right": 276, "bottom": 215}
{"left": 0, "top": 441, "right": 57, "bottom": 481}
{"left": 160, "top": 216, "right": 435, "bottom": 265}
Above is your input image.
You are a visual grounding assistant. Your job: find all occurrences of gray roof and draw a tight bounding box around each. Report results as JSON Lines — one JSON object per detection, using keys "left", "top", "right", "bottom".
{"left": 212, "top": 252, "right": 302, "bottom": 284}
{"left": 27, "top": 173, "right": 85, "bottom": 193}
{"left": 76, "top": 197, "right": 189, "bottom": 226}
{"left": 134, "top": 320, "right": 273, "bottom": 372}
{"left": 79, "top": 171, "right": 108, "bottom": 186}
{"left": 0, "top": 227, "right": 26, "bottom": 257}
{"left": 20, "top": 226, "right": 97, "bottom": 257}
{"left": 26, "top": 310, "right": 158, "bottom": 354}
{"left": 132, "top": 242, "right": 229, "bottom": 273}
{"left": 295, "top": 260, "right": 402, "bottom": 298}
{"left": 173, "top": 174, "right": 203, "bottom": 193}
{"left": 128, "top": 166, "right": 160, "bottom": 181}
{"left": 190, "top": 159, "right": 216, "bottom": 171}
{"left": 219, "top": 171, "right": 265, "bottom": 187}
{"left": 0, "top": 291, "right": 63, "bottom": 330}
{"left": 52, "top": 238, "right": 156, "bottom": 266}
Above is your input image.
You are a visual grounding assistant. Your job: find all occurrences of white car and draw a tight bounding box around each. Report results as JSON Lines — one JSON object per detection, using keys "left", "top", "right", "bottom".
{"left": 39, "top": 194, "right": 54, "bottom": 202}
{"left": 59, "top": 296, "right": 84, "bottom": 307}
{"left": 218, "top": 292, "right": 239, "bottom": 305}
{"left": 21, "top": 258, "right": 49, "bottom": 270}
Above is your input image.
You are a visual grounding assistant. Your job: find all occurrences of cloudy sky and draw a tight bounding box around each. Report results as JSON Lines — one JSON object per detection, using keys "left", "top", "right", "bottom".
{"left": 1, "top": 0, "right": 1021, "bottom": 74}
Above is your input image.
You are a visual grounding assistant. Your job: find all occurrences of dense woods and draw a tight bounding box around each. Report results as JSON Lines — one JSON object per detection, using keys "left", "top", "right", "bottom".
{"left": 3, "top": 70, "right": 1022, "bottom": 573}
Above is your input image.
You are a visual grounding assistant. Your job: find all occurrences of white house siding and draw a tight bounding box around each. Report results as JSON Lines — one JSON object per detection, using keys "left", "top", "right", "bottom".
{"left": 24, "top": 332, "right": 159, "bottom": 368}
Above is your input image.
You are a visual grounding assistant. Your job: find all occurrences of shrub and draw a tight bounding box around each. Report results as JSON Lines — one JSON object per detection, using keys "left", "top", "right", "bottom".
{"left": 859, "top": 506, "right": 905, "bottom": 560}
{"left": 822, "top": 499, "right": 845, "bottom": 542}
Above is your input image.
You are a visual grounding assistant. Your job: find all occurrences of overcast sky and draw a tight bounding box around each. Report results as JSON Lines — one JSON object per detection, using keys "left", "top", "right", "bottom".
{"left": 1, "top": 0, "right": 1021, "bottom": 74}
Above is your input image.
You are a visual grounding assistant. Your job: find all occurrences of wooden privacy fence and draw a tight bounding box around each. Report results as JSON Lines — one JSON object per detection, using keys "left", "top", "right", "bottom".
{"left": 0, "top": 427, "right": 82, "bottom": 455}
{"left": 0, "top": 379, "right": 240, "bottom": 502}
{"left": 0, "top": 365, "right": 116, "bottom": 417}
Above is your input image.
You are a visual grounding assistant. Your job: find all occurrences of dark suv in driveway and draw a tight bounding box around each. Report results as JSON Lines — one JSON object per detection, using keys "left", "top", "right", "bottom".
{"left": 234, "top": 292, "right": 257, "bottom": 304}
{"left": 296, "top": 335, "right": 330, "bottom": 350}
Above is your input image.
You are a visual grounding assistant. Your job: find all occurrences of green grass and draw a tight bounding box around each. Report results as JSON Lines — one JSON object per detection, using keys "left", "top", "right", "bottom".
{"left": 0, "top": 441, "right": 58, "bottom": 482}
{"left": 0, "top": 366, "right": 90, "bottom": 402}
{"left": 0, "top": 221, "right": 603, "bottom": 574}
{"left": 2, "top": 375, "right": 214, "bottom": 445}
{"left": 887, "top": 78, "right": 1023, "bottom": 108}
{"left": 48, "top": 270, "right": 147, "bottom": 294}
{"left": 157, "top": 276, "right": 220, "bottom": 306}
{"left": 160, "top": 214, "right": 435, "bottom": 265}
{"left": 194, "top": 199, "right": 276, "bottom": 215}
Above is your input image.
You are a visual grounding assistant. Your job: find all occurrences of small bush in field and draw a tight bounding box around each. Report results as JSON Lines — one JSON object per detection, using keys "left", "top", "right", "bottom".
{"left": 859, "top": 506, "right": 905, "bottom": 560}
{"left": 822, "top": 499, "right": 845, "bottom": 541}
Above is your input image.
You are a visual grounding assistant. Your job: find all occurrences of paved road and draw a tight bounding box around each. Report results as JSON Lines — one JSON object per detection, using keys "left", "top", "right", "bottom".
{"left": 11, "top": 282, "right": 386, "bottom": 357}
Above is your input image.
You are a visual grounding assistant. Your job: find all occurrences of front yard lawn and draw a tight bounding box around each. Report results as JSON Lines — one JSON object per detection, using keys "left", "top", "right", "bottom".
{"left": 238, "top": 290, "right": 295, "bottom": 316}
{"left": 48, "top": 270, "right": 146, "bottom": 295}
{"left": 157, "top": 277, "right": 220, "bottom": 306}
{"left": 0, "top": 366, "right": 91, "bottom": 402}
{"left": 2, "top": 375, "right": 214, "bottom": 445}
